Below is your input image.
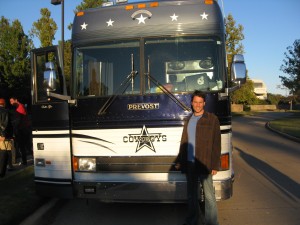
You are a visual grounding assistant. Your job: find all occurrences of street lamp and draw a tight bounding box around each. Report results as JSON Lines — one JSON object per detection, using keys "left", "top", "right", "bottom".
{"left": 51, "top": 0, "right": 64, "bottom": 73}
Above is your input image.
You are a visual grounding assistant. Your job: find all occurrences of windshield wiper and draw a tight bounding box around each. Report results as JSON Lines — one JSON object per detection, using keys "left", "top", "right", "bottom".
{"left": 98, "top": 54, "right": 138, "bottom": 115}
{"left": 146, "top": 57, "right": 191, "bottom": 112}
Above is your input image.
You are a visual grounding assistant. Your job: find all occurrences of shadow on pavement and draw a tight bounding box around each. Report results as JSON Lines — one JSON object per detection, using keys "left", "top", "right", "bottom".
{"left": 234, "top": 146, "right": 300, "bottom": 202}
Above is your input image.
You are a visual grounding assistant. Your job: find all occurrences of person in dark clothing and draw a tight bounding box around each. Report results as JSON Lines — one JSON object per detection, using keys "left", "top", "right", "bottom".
{"left": 175, "top": 90, "right": 221, "bottom": 225}
{"left": 0, "top": 99, "right": 9, "bottom": 137}
{"left": 0, "top": 98, "right": 14, "bottom": 172}
{"left": 9, "top": 97, "right": 31, "bottom": 166}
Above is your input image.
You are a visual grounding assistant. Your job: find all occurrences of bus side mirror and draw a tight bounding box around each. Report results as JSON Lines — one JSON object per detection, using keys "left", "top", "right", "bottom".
{"left": 231, "top": 54, "right": 246, "bottom": 85}
{"left": 44, "top": 62, "right": 57, "bottom": 92}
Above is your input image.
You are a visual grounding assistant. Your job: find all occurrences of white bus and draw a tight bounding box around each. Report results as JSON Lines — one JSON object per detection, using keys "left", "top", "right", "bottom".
{"left": 30, "top": 0, "right": 246, "bottom": 202}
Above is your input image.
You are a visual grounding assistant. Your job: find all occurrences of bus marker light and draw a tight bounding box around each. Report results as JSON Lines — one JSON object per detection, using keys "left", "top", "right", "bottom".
{"left": 138, "top": 4, "right": 146, "bottom": 9}
{"left": 125, "top": 5, "right": 134, "bottom": 10}
{"left": 205, "top": 0, "right": 214, "bottom": 5}
{"left": 37, "top": 143, "right": 44, "bottom": 150}
{"left": 73, "top": 156, "right": 78, "bottom": 171}
{"left": 220, "top": 153, "right": 229, "bottom": 170}
{"left": 77, "top": 12, "right": 84, "bottom": 17}
{"left": 150, "top": 2, "right": 159, "bottom": 7}
{"left": 35, "top": 158, "right": 45, "bottom": 167}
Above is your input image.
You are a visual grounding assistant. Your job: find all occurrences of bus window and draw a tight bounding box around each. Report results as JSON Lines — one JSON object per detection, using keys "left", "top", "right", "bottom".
{"left": 144, "top": 36, "right": 223, "bottom": 93}
{"left": 74, "top": 40, "right": 140, "bottom": 97}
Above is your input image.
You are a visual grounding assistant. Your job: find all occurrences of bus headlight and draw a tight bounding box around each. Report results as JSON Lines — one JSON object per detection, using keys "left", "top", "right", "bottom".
{"left": 77, "top": 158, "right": 96, "bottom": 172}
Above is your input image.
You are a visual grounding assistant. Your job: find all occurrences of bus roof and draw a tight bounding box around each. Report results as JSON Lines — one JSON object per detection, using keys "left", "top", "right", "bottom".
{"left": 72, "top": 0, "right": 224, "bottom": 45}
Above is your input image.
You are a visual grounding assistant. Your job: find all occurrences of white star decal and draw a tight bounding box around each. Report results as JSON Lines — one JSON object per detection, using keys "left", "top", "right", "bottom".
{"left": 81, "top": 22, "right": 88, "bottom": 30}
{"left": 200, "top": 12, "right": 208, "bottom": 20}
{"left": 170, "top": 13, "right": 178, "bottom": 21}
{"left": 136, "top": 14, "right": 147, "bottom": 24}
{"left": 106, "top": 19, "right": 114, "bottom": 27}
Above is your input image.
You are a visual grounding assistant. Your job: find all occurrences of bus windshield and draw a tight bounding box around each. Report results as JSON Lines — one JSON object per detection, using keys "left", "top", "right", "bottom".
{"left": 73, "top": 36, "right": 224, "bottom": 97}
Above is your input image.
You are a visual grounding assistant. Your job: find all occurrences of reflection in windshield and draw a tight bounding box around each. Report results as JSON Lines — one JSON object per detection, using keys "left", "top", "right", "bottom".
{"left": 73, "top": 37, "right": 224, "bottom": 97}
{"left": 74, "top": 40, "right": 140, "bottom": 97}
{"left": 145, "top": 37, "right": 223, "bottom": 93}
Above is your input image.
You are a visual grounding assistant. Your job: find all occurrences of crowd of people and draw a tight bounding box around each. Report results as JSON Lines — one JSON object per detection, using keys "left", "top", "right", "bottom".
{"left": 0, "top": 97, "right": 31, "bottom": 177}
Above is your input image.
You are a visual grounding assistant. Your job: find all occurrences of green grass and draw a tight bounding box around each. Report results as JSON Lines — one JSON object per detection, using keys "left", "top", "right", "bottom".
{"left": 233, "top": 110, "right": 300, "bottom": 139}
{"left": 0, "top": 166, "right": 48, "bottom": 225}
{"left": 269, "top": 112, "right": 300, "bottom": 138}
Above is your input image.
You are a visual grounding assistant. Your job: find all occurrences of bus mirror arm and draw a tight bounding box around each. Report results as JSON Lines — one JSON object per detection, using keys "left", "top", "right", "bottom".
{"left": 218, "top": 82, "right": 241, "bottom": 100}
{"left": 47, "top": 90, "right": 71, "bottom": 101}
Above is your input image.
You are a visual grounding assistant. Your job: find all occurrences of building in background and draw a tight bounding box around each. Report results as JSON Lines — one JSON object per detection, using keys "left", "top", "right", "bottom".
{"left": 251, "top": 79, "right": 267, "bottom": 100}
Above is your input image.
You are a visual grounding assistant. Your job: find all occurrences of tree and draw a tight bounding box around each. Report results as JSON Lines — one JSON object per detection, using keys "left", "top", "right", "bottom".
{"left": 68, "top": 0, "right": 104, "bottom": 30}
{"left": 230, "top": 79, "right": 257, "bottom": 105}
{"left": 64, "top": 40, "right": 72, "bottom": 92}
{"left": 75, "top": 0, "right": 104, "bottom": 12}
{"left": 0, "top": 16, "right": 32, "bottom": 102}
{"left": 225, "top": 13, "right": 245, "bottom": 76}
{"left": 267, "top": 93, "right": 284, "bottom": 105}
{"left": 279, "top": 39, "right": 300, "bottom": 96}
{"left": 225, "top": 14, "right": 255, "bottom": 105}
{"left": 30, "top": 8, "right": 58, "bottom": 47}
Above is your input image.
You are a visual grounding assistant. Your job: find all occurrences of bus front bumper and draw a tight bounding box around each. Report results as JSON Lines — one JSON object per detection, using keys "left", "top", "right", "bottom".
{"left": 73, "top": 177, "right": 233, "bottom": 203}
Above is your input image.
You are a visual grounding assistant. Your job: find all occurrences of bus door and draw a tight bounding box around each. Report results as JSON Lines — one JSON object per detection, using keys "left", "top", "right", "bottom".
{"left": 31, "top": 46, "right": 73, "bottom": 198}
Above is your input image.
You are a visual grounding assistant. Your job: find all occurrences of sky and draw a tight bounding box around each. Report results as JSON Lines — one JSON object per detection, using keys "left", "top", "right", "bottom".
{"left": 1, "top": 0, "right": 300, "bottom": 95}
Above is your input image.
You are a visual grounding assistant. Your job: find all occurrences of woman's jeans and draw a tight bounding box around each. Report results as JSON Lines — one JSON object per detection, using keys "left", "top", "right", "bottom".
{"left": 185, "top": 161, "right": 219, "bottom": 225}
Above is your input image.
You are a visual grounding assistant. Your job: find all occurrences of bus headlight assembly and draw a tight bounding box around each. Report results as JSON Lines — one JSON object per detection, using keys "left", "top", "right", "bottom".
{"left": 73, "top": 157, "right": 96, "bottom": 172}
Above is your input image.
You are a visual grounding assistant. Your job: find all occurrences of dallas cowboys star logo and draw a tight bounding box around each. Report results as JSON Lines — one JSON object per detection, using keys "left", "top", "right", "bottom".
{"left": 130, "top": 125, "right": 160, "bottom": 153}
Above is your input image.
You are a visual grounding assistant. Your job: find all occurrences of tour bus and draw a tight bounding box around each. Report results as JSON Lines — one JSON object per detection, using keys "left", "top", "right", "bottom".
{"left": 30, "top": 0, "right": 246, "bottom": 202}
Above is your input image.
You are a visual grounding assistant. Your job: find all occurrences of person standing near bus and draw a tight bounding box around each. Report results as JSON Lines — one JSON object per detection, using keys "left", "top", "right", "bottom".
{"left": 0, "top": 98, "right": 14, "bottom": 175}
{"left": 175, "top": 90, "right": 221, "bottom": 225}
{"left": 10, "top": 97, "right": 27, "bottom": 115}
{"left": 9, "top": 97, "right": 31, "bottom": 166}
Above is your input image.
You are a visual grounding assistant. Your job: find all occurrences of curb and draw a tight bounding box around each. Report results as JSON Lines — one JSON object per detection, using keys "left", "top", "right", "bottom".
{"left": 265, "top": 122, "right": 300, "bottom": 143}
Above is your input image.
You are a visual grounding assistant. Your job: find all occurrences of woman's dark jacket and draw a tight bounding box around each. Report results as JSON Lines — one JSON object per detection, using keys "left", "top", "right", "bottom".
{"left": 0, "top": 107, "right": 13, "bottom": 139}
{"left": 176, "top": 111, "right": 221, "bottom": 174}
